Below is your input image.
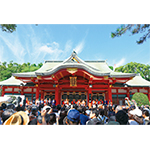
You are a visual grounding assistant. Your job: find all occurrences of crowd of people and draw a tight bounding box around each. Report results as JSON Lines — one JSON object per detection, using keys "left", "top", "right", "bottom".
{"left": 0, "top": 96, "right": 150, "bottom": 125}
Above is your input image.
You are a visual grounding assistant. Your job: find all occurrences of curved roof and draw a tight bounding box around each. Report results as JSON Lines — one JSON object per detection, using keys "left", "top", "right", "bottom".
{"left": 126, "top": 74, "right": 150, "bottom": 87}
{"left": 0, "top": 76, "right": 26, "bottom": 86}
{"left": 12, "top": 51, "right": 136, "bottom": 78}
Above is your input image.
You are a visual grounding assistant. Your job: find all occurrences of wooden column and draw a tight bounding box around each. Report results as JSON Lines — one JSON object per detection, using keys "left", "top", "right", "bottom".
{"left": 41, "top": 90, "right": 44, "bottom": 100}
{"left": 116, "top": 88, "right": 119, "bottom": 105}
{"left": 108, "top": 84, "right": 112, "bottom": 102}
{"left": 105, "top": 91, "right": 108, "bottom": 101}
{"left": 1, "top": 86, "right": 5, "bottom": 96}
{"left": 21, "top": 86, "right": 24, "bottom": 95}
{"left": 148, "top": 87, "right": 150, "bottom": 102}
{"left": 88, "top": 88, "right": 92, "bottom": 108}
{"left": 55, "top": 85, "right": 59, "bottom": 105}
{"left": 12, "top": 87, "right": 14, "bottom": 95}
{"left": 31, "top": 87, "right": 34, "bottom": 101}
{"left": 36, "top": 85, "right": 39, "bottom": 100}
{"left": 126, "top": 88, "right": 130, "bottom": 99}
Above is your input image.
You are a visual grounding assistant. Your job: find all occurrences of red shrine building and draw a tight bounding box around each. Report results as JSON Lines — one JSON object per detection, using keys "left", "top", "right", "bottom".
{"left": 0, "top": 51, "right": 150, "bottom": 105}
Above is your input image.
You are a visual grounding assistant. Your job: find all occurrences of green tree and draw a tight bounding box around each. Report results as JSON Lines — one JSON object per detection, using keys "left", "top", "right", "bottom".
{"left": 0, "top": 24, "right": 17, "bottom": 33}
{"left": 115, "top": 62, "right": 150, "bottom": 81}
{"left": 109, "top": 66, "right": 113, "bottom": 70}
{"left": 0, "top": 61, "right": 43, "bottom": 81}
{"left": 132, "top": 93, "right": 149, "bottom": 106}
{"left": 111, "top": 24, "right": 150, "bottom": 44}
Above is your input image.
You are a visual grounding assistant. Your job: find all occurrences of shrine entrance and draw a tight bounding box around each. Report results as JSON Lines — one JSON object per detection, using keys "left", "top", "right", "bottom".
{"left": 92, "top": 92, "right": 105, "bottom": 102}
{"left": 61, "top": 91, "right": 87, "bottom": 105}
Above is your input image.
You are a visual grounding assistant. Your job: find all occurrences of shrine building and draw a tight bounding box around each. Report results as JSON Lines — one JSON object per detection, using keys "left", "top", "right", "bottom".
{"left": 0, "top": 51, "right": 150, "bottom": 105}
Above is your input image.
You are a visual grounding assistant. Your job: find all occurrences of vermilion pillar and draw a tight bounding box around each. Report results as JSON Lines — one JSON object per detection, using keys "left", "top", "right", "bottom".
{"left": 105, "top": 91, "right": 108, "bottom": 101}
{"left": 55, "top": 85, "right": 59, "bottom": 105}
{"left": 108, "top": 85, "right": 112, "bottom": 102}
{"left": 41, "top": 90, "right": 44, "bottom": 100}
{"left": 36, "top": 85, "right": 39, "bottom": 100}
{"left": 148, "top": 87, "right": 150, "bottom": 102}
{"left": 126, "top": 88, "right": 130, "bottom": 99}
{"left": 88, "top": 88, "right": 92, "bottom": 108}
{"left": 1, "top": 86, "right": 5, "bottom": 96}
{"left": 21, "top": 87, "right": 24, "bottom": 95}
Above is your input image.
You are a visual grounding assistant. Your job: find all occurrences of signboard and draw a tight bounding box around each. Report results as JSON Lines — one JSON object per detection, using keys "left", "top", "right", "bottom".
{"left": 70, "top": 77, "right": 77, "bottom": 86}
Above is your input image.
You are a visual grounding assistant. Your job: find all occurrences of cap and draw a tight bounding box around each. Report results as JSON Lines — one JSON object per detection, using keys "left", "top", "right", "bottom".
{"left": 67, "top": 109, "right": 80, "bottom": 123}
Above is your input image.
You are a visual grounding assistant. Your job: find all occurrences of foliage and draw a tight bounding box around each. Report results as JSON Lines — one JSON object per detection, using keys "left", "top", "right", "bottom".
{"left": 115, "top": 62, "right": 150, "bottom": 81}
{"left": 0, "top": 61, "right": 43, "bottom": 81}
{"left": 109, "top": 66, "right": 113, "bottom": 70}
{"left": 0, "top": 24, "right": 17, "bottom": 33}
{"left": 132, "top": 93, "right": 149, "bottom": 106}
{"left": 111, "top": 24, "right": 150, "bottom": 44}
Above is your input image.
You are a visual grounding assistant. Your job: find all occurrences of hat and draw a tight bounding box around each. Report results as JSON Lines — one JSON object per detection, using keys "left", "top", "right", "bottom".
{"left": 125, "top": 97, "right": 129, "bottom": 100}
{"left": 4, "top": 111, "right": 29, "bottom": 125}
{"left": 129, "top": 108, "right": 142, "bottom": 117}
{"left": 42, "top": 105, "right": 51, "bottom": 111}
{"left": 67, "top": 109, "right": 80, "bottom": 123}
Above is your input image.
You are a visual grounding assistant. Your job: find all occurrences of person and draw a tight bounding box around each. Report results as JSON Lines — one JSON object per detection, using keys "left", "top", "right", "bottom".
{"left": 106, "top": 116, "right": 120, "bottom": 125}
{"left": 115, "top": 110, "right": 129, "bottom": 125}
{"left": 81, "top": 100, "right": 86, "bottom": 107}
{"left": 125, "top": 97, "right": 132, "bottom": 107}
{"left": 76, "top": 99, "right": 81, "bottom": 106}
{"left": 44, "top": 99, "right": 47, "bottom": 106}
{"left": 71, "top": 99, "right": 76, "bottom": 105}
{"left": 48, "top": 98, "right": 52, "bottom": 106}
{"left": 108, "top": 106, "right": 115, "bottom": 119}
{"left": 128, "top": 104, "right": 144, "bottom": 125}
{"left": 59, "top": 110, "right": 67, "bottom": 125}
{"left": 3, "top": 111, "right": 29, "bottom": 125}
{"left": 64, "top": 109, "right": 80, "bottom": 125}
{"left": 142, "top": 109, "right": 150, "bottom": 125}
{"left": 108, "top": 100, "right": 112, "bottom": 107}
{"left": 100, "top": 99, "right": 103, "bottom": 105}
{"left": 64, "top": 98, "right": 69, "bottom": 107}
{"left": 28, "top": 106, "right": 38, "bottom": 125}
{"left": 92, "top": 99, "right": 96, "bottom": 107}
{"left": 103, "top": 99, "right": 108, "bottom": 107}
{"left": 52, "top": 99, "right": 56, "bottom": 106}
{"left": 46, "top": 113, "right": 58, "bottom": 125}
{"left": 1, "top": 109, "right": 16, "bottom": 124}
{"left": 97, "top": 109, "right": 108, "bottom": 124}
{"left": 115, "top": 105, "right": 123, "bottom": 114}
{"left": 86, "top": 108, "right": 102, "bottom": 125}
{"left": 77, "top": 106, "right": 89, "bottom": 125}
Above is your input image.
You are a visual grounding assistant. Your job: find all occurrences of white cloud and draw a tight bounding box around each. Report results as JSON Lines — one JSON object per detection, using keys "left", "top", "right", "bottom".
{"left": 114, "top": 58, "right": 126, "bottom": 70}
{"left": 74, "top": 40, "right": 84, "bottom": 54}
{"left": 64, "top": 40, "right": 72, "bottom": 53}
{"left": 38, "top": 42, "right": 63, "bottom": 60}
{"left": 0, "top": 25, "right": 87, "bottom": 64}
{"left": 0, "top": 34, "right": 26, "bottom": 64}
{"left": 0, "top": 46, "right": 4, "bottom": 62}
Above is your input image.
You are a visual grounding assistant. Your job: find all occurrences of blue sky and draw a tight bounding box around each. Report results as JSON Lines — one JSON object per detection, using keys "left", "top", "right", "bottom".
{"left": 0, "top": 24, "right": 150, "bottom": 68}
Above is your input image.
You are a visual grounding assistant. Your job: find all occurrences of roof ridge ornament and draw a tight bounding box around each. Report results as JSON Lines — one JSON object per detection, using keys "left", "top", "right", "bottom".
{"left": 72, "top": 50, "right": 77, "bottom": 57}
